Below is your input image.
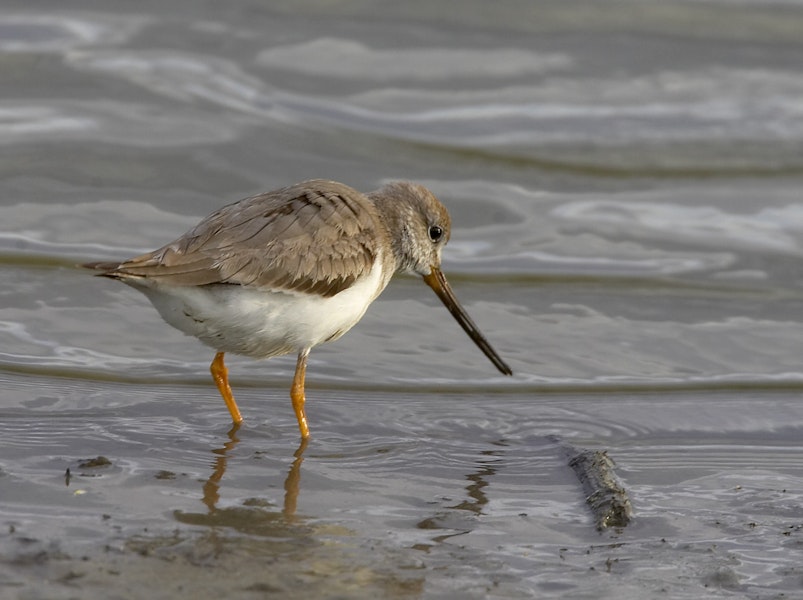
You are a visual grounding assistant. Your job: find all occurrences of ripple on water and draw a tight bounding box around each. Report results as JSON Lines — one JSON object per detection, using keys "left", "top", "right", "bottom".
{"left": 67, "top": 50, "right": 277, "bottom": 119}
{"left": 0, "top": 13, "right": 146, "bottom": 53}
{"left": 553, "top": 192, "right": 803, "bottom": 256}
{"left": 255, "top": 38, "right": 572, "bottom": 80}
{"left": 3, "top": 368, "right": 803, "bottom": 596}
{"left": 0, "top": 101, "right": 244, "bottom": 147}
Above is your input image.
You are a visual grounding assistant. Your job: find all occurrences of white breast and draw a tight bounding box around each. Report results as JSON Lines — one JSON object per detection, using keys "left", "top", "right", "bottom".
{"left": 128, "top": 254, "right": 390, "bottom": 358}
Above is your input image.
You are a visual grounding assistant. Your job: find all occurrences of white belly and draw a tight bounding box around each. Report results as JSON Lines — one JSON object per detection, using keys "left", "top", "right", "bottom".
{"left": 127, "top": 258, "right": 388, "bottom": 358}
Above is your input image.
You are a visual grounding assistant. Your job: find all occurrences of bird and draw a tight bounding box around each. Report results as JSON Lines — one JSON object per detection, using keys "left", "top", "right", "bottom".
{"left": 84, "top": 179, "right": 512, "bottom": 439}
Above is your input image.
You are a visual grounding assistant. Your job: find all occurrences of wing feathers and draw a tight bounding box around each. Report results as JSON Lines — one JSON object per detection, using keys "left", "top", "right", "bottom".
{"left": 97, "top": 181, "right": 383, "bottom": 298}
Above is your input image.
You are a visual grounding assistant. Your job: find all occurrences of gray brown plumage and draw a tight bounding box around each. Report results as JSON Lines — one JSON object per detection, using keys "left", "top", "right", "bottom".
{"left": 85, "top": 179, "right": 511, "bottom": 438}
{"left": 88, "top": 180, "right": 385, "bottom": 297}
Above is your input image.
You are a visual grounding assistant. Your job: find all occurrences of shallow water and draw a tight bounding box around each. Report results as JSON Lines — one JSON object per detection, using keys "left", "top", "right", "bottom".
{"left": 2, "top": 1, "right": 803, "bottom": 598}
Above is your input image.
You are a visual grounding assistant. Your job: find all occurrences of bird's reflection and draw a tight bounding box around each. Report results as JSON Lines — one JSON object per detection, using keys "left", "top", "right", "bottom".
{"left": 165, "top": 427, "right": 422, "bottom": 596}
{"left": 200, "top": 423, "right": 242, "bottom": 512}
{"left": 174, "top": 425, "right": 309, "bottom": 532}
{"left": 282, "top": 437, "right": 307, "bottom": 517}
{"left": 416, "top": 441, "right": 506, "bottom": 542}
{"left": 447, "top": 459, "right": 497, "bottom": 514}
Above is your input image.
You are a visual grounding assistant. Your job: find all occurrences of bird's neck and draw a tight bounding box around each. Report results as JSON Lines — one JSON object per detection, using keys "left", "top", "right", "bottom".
{"left": 367, "top": 189, "right": 419, "bottom": 275}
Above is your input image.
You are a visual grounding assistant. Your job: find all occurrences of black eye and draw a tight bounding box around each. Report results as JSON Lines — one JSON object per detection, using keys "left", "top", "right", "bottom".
{"left": 428, "top": 225, "right": 443, "bottom": 242}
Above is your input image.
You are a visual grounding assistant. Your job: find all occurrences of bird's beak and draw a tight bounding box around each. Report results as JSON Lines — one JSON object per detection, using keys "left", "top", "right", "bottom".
{"left": 422, "top": 268, "right": 512, "bottom": 375}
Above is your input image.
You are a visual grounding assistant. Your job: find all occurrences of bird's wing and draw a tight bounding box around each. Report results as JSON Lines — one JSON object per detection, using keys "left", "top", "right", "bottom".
{"left": 103, "top": 180, "right": 382, "bottom": 297}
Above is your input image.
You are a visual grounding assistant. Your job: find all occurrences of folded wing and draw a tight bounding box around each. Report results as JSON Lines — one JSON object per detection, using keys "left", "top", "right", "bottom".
{"left": 89, "top": 180, "right": 380, "bottom": 298}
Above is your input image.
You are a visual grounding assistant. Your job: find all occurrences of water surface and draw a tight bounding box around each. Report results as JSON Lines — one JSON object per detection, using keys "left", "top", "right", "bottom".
{"left": 2, "top": 1, "right": 803, "bottom": 598}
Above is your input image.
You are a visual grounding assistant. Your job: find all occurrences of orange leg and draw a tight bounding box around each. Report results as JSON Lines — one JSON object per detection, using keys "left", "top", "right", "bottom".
{"left": 291, "top": 350, "right": 311, "bottom": 439}
{"left": 210, "top": 352, "right": 243, "bottom": 424}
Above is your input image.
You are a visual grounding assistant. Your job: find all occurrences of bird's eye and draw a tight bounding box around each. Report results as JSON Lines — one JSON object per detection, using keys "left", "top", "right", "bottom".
{"left": 428, "top": 225, "right": 444, "bottom": 242}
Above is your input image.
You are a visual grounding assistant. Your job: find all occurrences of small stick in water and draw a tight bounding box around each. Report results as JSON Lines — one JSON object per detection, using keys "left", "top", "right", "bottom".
{"left": 568, "top": 449, "right": 633, "bottom": 530}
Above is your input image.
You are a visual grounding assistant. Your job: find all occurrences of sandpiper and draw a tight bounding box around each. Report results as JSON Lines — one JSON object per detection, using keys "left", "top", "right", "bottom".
{"left": 85, "top": 179, "right": 512, "bottom": 438}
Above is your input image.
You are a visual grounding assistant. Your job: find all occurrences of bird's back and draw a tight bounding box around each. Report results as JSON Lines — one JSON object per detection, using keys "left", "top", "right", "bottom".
{"left": 87, "top": 179, "right": 391, "bottom": 298}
